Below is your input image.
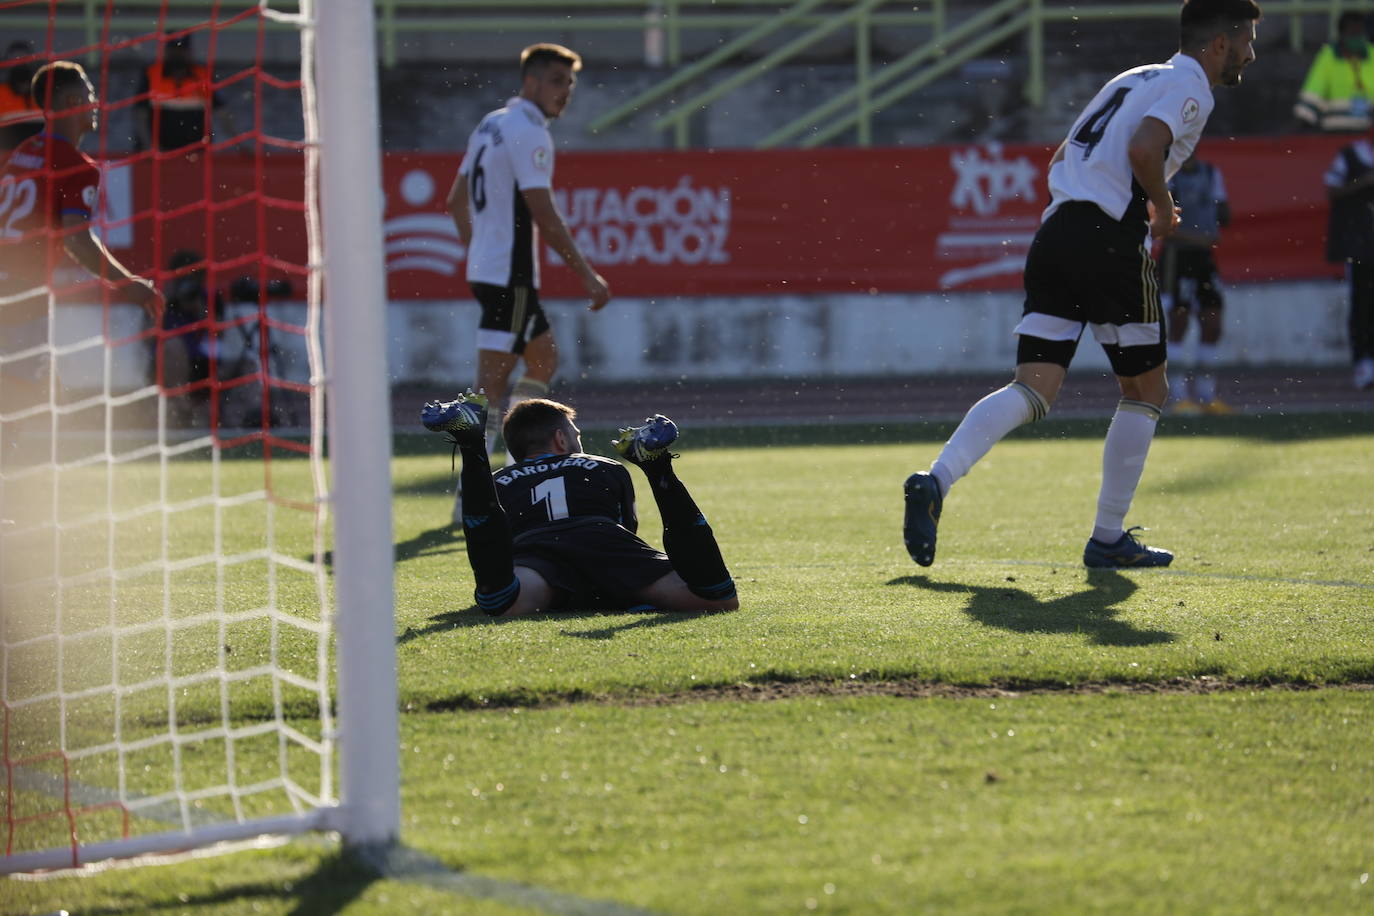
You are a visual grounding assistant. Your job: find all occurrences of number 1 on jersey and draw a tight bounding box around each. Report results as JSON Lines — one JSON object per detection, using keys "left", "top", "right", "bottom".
{"left": 1071, "top": 86, "right": 1131, "bottom": 160}
{"left": 531, "top": 477, "right": 569, "bottom": 521}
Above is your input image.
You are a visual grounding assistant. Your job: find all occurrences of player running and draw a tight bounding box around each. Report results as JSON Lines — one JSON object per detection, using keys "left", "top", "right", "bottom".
{"left": 902, "top": 0, "right": 1261, "bottom": 570}
{"left": 422, "top": 392, "right": 737, "bottom": 618}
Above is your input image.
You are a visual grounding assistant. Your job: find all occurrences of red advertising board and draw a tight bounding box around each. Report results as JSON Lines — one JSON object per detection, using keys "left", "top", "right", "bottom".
{"left": 112, "top": 135, "right": 1352, "bottom": 300}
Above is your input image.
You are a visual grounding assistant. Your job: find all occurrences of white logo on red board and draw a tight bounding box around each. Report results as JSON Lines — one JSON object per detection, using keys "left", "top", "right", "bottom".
{"left": 383, "top": 168, "right": 466, "bottom": 276}
{"left": 940, "top": 144, "right": 1040, "bottom": 288}
{"left": 1182, "top": 98, "right": 1200, "bottom": 123}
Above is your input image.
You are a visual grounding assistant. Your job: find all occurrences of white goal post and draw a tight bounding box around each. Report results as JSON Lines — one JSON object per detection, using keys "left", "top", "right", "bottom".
{"left": 1, "top": 0, "right": 398, "bottom": 873}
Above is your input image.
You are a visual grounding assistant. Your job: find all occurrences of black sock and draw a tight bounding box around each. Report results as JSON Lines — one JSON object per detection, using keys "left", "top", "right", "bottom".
{"left": 638, "top": 457, "right": 735, "bottom": 601}
{"left": 458, "top": 446, "right": 519, "bottom": 614}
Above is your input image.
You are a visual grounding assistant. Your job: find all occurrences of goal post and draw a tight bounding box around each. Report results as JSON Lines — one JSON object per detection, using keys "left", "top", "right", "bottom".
{"left": 1, "top": 0, "right": 398, "bottom": 873}
{"left": 315, "top": 0, "right": 401, "bottom": 853}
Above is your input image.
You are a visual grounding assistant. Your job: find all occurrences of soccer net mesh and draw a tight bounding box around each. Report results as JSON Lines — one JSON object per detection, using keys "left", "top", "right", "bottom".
{"left": 1, "top": 0, "right": 358, "bottom": 873}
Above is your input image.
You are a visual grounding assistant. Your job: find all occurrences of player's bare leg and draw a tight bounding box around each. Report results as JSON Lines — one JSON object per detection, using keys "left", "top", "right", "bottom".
{"left": 491, "top": 566, "right": 560, "bottom": 618}
{"left": 476, "top": 348, "right": 520, "bottom": 451}
{"left": 635, "top": 570, "right": 739, "bottom": 613}
{"left": 1085, "top": 362, "right": 1173, "bottom": 568}
{"left": 506, "top": 330, "right": 558, "bottom": 423}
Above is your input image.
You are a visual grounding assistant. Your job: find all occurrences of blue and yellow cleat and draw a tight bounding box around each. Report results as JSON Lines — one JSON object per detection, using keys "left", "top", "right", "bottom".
{"left": 612, "top": 414, "right": 679, "bottom": 465}
{"left": 421, "top": 390, "right": 488, "bottom": 449}
{"left": 1083, "top": 526, "right": 1173, "bottom": 568}
{"left": 903, "top": 471, "right": 943, "bottom": 567}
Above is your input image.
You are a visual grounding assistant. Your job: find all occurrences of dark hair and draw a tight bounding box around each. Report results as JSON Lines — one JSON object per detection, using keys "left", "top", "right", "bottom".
{"left": 1338, "top": 11, "right": 1367, "bottom": 34}
{"left": 519, "top": 43, "right": 582, "bottom": 78}
{"left": 503, "top": 398, "right": 576, "bottom": 461}
{"left": 1179, "top": 0, "right": 1261, "bottom": 49}
{"left": 30, "top": 60, "right": 88, "bottom": 114}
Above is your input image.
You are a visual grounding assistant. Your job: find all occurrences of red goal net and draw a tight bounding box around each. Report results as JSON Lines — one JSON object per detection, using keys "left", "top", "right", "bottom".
{"left": 2, "top": 0, "right": 336, "bottom": 873}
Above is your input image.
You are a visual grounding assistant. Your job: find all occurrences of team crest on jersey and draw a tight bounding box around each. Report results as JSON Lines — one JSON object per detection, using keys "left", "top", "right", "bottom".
{"left": 1181, "top": 97, "right": 1200, "bottom": 123}
{"left": 532, "top": 146, "right": 550, "bottom": 171}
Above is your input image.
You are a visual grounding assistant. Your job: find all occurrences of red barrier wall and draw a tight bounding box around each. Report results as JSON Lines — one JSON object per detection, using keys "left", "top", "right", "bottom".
{"left": 117, "top": 135, "right": 1353, "bottom": 299}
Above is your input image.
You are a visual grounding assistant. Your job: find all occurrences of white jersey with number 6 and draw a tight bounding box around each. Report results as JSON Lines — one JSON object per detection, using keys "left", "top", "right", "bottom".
{"left": 458, "top": 96, "right": 555, "bottom": 288}
{"left": 1046, "top": 52, "right": 1213, "bottom": 224}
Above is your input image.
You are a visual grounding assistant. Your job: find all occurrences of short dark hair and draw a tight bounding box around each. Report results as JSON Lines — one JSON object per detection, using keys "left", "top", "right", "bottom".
{"left": 503, "top": 398, "right": 577, "bottom": 461}
{"left": 30, "top": 60, "right": 89, "bottom": 114}
{"left": 1180, "top": 0, "right": 1261, "bottom": 49}
{"left": 519, "top": 43, "right": 582, "bottom": 78}
{"left": 1338, "top": 11, "right": 1367, "bottom": 34}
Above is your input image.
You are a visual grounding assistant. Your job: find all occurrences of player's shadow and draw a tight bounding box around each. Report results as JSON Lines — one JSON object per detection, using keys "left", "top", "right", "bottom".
{"left": 558, "top": 607, "right": 736, "bottom": 641}
{"left": 393, "top": 522, "right": 464, "bottom": 565}
{"left": 398, "top": 605, "right": 734, "bottom": 644}
{"left": 888, "top": 569, "right": 1176, "bottom": 646}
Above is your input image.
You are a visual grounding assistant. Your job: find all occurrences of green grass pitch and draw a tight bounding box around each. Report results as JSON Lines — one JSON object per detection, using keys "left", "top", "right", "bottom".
{"left": 6, "top": 411, "right": 1373, "bottom": 914}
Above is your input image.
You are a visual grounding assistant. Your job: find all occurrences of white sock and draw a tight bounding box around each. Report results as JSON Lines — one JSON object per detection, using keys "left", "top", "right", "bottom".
{"left": 930, "top": 382, "right": 1049, "bottom": 495}
{"left": 1092, "top": 399, "right": 1161, "bottom": 544}
{"left": 1195, "top": 343, "right": 1220, "bottom": 402}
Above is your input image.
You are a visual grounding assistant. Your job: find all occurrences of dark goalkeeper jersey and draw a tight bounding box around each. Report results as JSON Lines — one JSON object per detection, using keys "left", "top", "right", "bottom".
{"left": 493, "top": 452, "right": 638, "bottom": 538}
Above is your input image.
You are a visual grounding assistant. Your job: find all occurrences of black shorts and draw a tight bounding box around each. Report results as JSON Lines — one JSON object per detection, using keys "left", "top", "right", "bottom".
{"left": 511, "top": 517, "right": 674, "bottom": 609}
{"left": 471, "top": 282, "right": 550, "bottom": 356}
{"left": 1018, "top": 201, "right": 1166, "bottom": 376}
{"left": 1159, "top": 244, "right": 1223, "bottom": 312}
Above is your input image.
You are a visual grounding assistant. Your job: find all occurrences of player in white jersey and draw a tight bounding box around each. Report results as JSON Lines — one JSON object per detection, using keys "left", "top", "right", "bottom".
{"left": 902, "top": 0, "right": 1260, "bottom": 570}
{"left": 444, "top": 43, "right": 610, "bottom": 523}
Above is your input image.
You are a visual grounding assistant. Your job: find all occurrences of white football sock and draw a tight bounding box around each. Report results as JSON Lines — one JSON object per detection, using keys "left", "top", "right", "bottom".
{"left": 930, "top": 381, "right": 1049, "bottom": 495}
{"left": 1091, "top": 399, "right": 1161, "bottom": 544}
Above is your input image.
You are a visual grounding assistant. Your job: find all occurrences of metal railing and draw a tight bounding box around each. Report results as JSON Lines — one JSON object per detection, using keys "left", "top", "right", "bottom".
{"left": 5, "top": 0, "right": 1374, "bottom": 148}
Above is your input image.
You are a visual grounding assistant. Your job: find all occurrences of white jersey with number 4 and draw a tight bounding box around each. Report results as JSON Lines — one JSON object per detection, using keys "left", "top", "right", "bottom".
{"left": 1046, "top": 52, "right": 1213, "bottom": 224}
{"left": 459, "top": 96, "right": 554, "bottom": 288}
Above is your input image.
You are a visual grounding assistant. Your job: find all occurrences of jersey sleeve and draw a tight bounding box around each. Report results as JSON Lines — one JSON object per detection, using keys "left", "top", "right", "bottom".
{"left": 1144, "top": 77, "right": 1210, "bottom": 150}
{"left": 505, "top": 123, "right": 553, "bottom": 191}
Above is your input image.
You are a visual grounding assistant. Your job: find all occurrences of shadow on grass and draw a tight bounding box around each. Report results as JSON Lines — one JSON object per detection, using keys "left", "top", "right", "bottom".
{"left": 398, "top": 604, "right": 733, "bottom": 645}
{"left": 394, "top": 523, "right": 464, "bottom": 565}
{"left": 888, "top": 568, "right": 1177, "bottom": 646}
{"left": 76, "top": 848, "right": 373, "bottom": 916}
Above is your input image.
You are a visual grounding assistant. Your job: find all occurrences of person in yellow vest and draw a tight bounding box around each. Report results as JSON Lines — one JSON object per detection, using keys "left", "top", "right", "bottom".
{"left": 0, "top": 40, "right": 43, "bottom": 157}
{"left": 1294, "top": 12, "right": 1374, "bottom": 132}
{"left": 134, "top": 34, "right": 236, "bottom": 151}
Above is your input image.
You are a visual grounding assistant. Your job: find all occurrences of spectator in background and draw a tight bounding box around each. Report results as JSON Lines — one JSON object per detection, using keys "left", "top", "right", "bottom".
{"left": 1294, "top": 12, "right": 1374, "bottom": 132}
{"left": 1, "top": 61, "right": 162, "bottom": 462}
{"left": 1162, "top": 152, "right": 1231, "bottom": 413}
{"left": 134, "top": 34, "right": 236, "bottom": 151}
{"left": 0, "top": 40, "right": 43, "bottom": 157}
{"left": 1324, "top": 133, "right": 1374, "bottom": 390}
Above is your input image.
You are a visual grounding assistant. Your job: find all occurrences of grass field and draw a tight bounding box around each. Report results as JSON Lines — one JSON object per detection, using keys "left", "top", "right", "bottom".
{"left": 6, "top": 411, "right": 1374, "bottom": 914}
